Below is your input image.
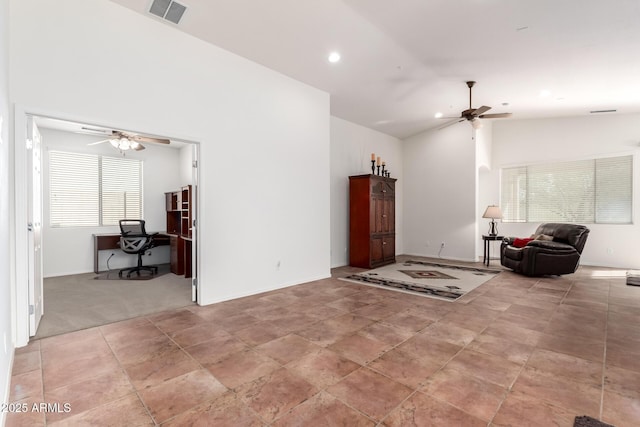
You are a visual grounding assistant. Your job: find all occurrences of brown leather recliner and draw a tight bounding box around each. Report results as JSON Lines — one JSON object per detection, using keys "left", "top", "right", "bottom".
{"left": 500, "top": 223, "right": 590, "bottom": 276}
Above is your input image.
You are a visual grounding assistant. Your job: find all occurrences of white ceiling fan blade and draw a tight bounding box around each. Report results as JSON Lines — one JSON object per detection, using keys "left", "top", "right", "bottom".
{"left": 437, "top": 118, "right": 464, "bottom": 130}
{"left": 130, "top": 135, "right": 170, "bottom": 144}
{"left": 87, "top": 139, "right": 110, "bottom": 146}
{"left": 479, "top": 112, "right": 512, "bottom": 119}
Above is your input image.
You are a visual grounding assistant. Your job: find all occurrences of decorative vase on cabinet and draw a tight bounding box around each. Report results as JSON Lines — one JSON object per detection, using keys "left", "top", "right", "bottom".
{"left": 349, "top": 174, "right": 397, "bottom": 268}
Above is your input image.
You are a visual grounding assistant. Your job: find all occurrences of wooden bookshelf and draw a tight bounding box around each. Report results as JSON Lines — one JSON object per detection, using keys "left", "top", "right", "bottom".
{"left": 165, "top": 184, "right": 193, "bottom": 277}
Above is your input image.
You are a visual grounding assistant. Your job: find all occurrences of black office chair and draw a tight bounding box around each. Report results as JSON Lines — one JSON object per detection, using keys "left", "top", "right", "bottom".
{"left": 118, "top": 219, "right": 158, "bottom": 278}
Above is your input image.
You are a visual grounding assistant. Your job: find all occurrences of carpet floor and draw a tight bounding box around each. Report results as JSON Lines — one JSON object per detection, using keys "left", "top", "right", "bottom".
{"left": 36, "top": 265, "right": 193, "bottom": 339}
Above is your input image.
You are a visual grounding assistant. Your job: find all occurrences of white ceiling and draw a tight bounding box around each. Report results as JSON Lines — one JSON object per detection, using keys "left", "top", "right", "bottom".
{"left": 109, "top": 0, "right": 640, "bottom": 139}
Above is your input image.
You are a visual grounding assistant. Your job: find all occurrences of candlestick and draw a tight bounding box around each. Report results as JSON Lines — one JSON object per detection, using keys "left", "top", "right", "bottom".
{"left": 377, "top": 165, "right": 381, "bottom": 175}
{"left": 371, "top": 160, "right": 375, "bottom": 175}
{"left": 381, "top": 164, "right": 386, "bottom": 176}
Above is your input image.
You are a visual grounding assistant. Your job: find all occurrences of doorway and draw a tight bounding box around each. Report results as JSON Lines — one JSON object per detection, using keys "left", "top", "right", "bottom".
{"left": 14, "top": 109, "right": 201, "bottom": 343}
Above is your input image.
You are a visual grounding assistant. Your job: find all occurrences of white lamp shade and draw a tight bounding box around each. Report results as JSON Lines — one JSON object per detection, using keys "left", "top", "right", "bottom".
{"left": 109, "top": 137, "right": 136, "bottom": 151}
{"left": 482, "top": 205, "right": 502, "bottom": 219}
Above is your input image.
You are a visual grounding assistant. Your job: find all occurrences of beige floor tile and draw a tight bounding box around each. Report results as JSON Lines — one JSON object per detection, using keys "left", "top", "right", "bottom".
{"left": 326, "top": 367, "right": 412, "bottom": 422}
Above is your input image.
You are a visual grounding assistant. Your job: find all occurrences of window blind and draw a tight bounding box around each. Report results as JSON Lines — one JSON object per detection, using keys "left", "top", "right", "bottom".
{"left": 501, "top": 155, "right": 632, "bottom": 224}
{"left": 49, "top": 151, "right": 100, "bottom": 227}
{"left": 101, "top": 156, "right": 142, "bottom": 226}
{"left": 49, "top": 151, "right": 143, "bottom": 227}
{"left": 595, "top": 156, "right": 632, "bottom": 223}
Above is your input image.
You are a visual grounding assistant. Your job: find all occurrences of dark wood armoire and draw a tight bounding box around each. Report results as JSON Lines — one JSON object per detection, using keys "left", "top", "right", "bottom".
{"left": 349, "top": 174, "right": 397, "bottom": 268}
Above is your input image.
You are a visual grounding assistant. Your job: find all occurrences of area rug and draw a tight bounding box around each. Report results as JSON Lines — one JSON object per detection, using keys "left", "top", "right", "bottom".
{"left": 340, "top": 260, "right": 500, "bottom": 301}
{"left": 574, "top": 415, "right": 614, "bottom": 427}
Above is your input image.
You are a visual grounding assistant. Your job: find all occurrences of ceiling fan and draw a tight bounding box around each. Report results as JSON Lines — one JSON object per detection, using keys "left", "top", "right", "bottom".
{"left": 88, "top": 130, "right": 171, "bottom": 152}
{"left": 439, "top": 81, "right": 512, "bottom": 129}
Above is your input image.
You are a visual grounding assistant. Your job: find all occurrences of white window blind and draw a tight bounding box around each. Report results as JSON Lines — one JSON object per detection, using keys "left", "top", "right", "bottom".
{"left": 49, "top": 151, "right": 142, "bottom": 227}
{"left": 50, "top": 152, "right": 100, "bottom": 227}
{"left": 101, "top": 156, "right": 142, "bottom": 226}
{"left": 501, "top": 155, "right": 632, "bottom": 224}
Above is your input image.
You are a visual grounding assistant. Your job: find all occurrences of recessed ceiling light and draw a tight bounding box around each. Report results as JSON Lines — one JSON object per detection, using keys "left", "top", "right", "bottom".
{"left": 434, "top": 112, "right": 443, "bottom": 118}
{"left": 328, "top": 52, "right": 341, "bottom": 63}
{"left": 539, "top": 89, "right": 551, "bottom": 98}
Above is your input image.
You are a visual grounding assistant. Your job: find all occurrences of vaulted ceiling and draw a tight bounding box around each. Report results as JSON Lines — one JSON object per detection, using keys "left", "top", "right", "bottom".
{"left": 110, "top": 0, "right": 640, "bottom": 138}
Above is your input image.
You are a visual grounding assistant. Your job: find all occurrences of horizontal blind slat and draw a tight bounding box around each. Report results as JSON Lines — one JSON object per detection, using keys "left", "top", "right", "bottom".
{"left": 49, "top": 151, "right": 142, "bottom": 227}
{"left": 501, "top": 155, "right": 632, "bottom": 224}
{"left": 101, "top": 155, "right": 142, "bottom": 225}
{"left": 49, "top": 151, "right": 99, "bottom": 227}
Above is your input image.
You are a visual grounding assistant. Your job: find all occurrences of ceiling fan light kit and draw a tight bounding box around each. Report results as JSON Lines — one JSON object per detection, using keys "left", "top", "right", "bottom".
{"left": 88, "top": 130, "right": 171, "bottom": 153}
{"left": 110, "top": 138, "right": 142, "bottom": 151}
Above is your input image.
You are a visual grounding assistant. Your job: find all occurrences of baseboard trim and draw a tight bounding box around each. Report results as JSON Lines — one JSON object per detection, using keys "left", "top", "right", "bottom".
{"left": 1, "top": 348, "right": 15, "bottom": 427}
{"left": 199, "top": 273, "right": 332, "bottom": 306}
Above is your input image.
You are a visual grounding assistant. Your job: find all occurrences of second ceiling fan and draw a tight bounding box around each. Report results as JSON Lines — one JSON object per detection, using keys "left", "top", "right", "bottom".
{"left": 88, "top": 130, "right": 171, "bottom": 152}
{"left": 439, "top": 81, "right": 512, "bottom": 129}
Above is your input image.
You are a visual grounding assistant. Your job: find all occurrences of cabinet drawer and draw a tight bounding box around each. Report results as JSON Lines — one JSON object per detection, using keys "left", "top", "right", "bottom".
{"left": 371, "top": 180, "right": 395, "bottom": 196}
{"left": 170, "top": 235, "right": 184, "bottom": 275}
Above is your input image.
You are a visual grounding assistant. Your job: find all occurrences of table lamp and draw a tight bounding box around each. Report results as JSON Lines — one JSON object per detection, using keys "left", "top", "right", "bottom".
{"left": 482, "top": 205, "right": 502, "bottom": 236}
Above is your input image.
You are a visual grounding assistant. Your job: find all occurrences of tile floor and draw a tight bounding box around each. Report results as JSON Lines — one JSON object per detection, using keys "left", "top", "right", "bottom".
{"left": 6, "top": 259, "right": 640, "bottom": 426}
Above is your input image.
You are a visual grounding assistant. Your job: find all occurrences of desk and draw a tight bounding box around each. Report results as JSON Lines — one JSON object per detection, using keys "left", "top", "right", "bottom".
{"left": 93, "top": 233, "right": 170, "bottom": 273}
{"left": 167, "top": 234, "right": 192, "bottom": 279}
{"left": 482, "top": 235, "right": 504, "bottom": 266}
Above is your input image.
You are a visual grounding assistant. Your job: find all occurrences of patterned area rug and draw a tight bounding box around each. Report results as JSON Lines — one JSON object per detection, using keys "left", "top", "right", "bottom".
{"left": 574, "top": 415, "right": 615, "bottom": 427}
{"left": 340, "top": 260, "right": 500, "bottom": 301}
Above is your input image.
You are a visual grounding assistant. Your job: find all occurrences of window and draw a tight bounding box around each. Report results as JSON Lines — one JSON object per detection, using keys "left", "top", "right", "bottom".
{"left": 49, "top": 151, "right": 143, "bottom": 227}
{"left": 501, "top": 155, "right": 632, "bottom": 224}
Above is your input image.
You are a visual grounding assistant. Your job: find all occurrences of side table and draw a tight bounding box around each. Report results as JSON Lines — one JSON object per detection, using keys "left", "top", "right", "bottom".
{"left": 483, "top": 235, "right": 504, "bottom": 266}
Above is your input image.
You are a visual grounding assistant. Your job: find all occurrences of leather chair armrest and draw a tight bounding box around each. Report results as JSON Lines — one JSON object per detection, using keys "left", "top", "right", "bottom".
{"left": 503, "top": 237, "right": 516, "bottom": 245}
{"left": 525, "top": 240, "right": 574, "bottom": 251}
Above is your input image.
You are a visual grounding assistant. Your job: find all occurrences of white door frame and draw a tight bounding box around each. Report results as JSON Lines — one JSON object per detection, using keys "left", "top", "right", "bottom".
{"left": 191, "top": 144, "right": 199, "bottom": 302}
{"left": 26, "top": 115, "right": 44, "bottom": 335}
{"left": 12, "top": 105, "right": 203, "bottom": 346}
{"left": 13, "top": 107, "right": 31, "bottom": 347}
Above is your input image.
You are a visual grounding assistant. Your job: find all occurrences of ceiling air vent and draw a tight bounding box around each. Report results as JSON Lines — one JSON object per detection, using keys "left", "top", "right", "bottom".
{"left": 149, "top": 0, "right": 187, "bottom": 25}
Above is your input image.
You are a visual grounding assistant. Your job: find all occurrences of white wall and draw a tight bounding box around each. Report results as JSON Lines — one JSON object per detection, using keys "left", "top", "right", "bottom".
{"left": 0, "top": 0, "right": 13, "bottom": 418}
{"left": 475, "top": 123, "right": 501, "bottom": 260}
{"left": 486, "top": 114, "right": 640, "bottom": 269}
{"left": 40, "top": 127, "right": 184, "bottom": 276}
{"left": 402, "top": 124, "right": 477, "bottom": 262}
{"left": 179, "top": 144, "right": 194, "bottom": 186}
{"left": 10, "top": 0, "right": 331, "bottom": 306}
{"left": 330, "top": 116, "right": 403, "bottom": 267}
